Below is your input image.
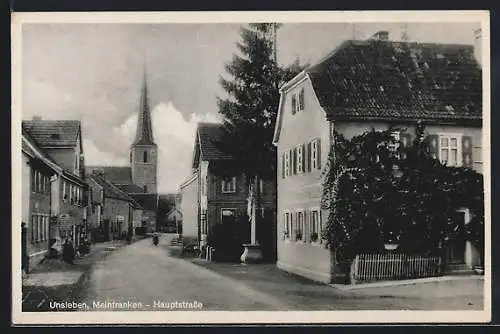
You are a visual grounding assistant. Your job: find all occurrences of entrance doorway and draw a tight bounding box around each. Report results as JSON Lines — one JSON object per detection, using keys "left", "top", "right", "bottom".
{"left": 446, "top": 211, "right": 466, "bottom": 264}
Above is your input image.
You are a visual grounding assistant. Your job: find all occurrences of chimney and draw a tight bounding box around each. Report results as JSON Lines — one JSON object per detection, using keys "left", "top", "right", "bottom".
{"left": 371, "top": 30, "right": 389, "bottom": 41}
{"left": 474, "top": 28, "right": 482, "bottom": 67}
{"left": 32, "top": 115, "right": 42, "bottom": 121}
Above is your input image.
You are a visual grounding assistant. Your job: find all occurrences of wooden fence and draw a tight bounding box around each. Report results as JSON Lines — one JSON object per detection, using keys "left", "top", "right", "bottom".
{"left": 350, "top": 253, "right": 442, "bottom": 284}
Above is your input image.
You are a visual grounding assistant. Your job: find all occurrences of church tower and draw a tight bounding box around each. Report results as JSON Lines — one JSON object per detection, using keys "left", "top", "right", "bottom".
{"left": 131, "top": 67, "right": 157, "bottom": 194}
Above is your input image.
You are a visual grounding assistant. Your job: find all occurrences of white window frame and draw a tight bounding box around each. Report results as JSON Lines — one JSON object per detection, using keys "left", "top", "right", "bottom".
{"left": 296, "top": 145, "right": 304, "bottom": 174}
{"left": 283, "top": 210, "right": 291, "bottom": 240}
{"left": 311, "top": 139, "right": 320, "bottom": 170}
{"left": 309, "top": 208, "right": 322, "bottom": 244}
{"left": 284, "top": 150, "right": 290, "bottom": 178}
{"left": 221, "top": 176, "right": 237, "bottom": 193}
{"left": 220, "top": 208, "right": 237, "bottom": 223}
{"left": 438, "top": 133, "right": 462, "bottom": 167}
{"left": 295, "top": 209, "right": 305, "bottom": 242}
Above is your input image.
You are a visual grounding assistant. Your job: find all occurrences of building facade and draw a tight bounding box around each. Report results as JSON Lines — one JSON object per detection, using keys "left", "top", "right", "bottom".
{"left": 22, "top": 119, "right": 88, "bottom": 254}
{"left": 181, "top": 123, "right": 277, "bottom": 261}
{"left": 87, "top": 69, "right": 158, "bottom": 231}
{"left": 272, "top": 31, "right": 483, "bottom": 283}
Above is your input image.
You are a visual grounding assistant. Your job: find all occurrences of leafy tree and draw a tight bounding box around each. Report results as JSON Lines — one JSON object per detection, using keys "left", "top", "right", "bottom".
{"left": 321, "top": 122, "right": 484, "bottom": 267}
{"left": 215, "top": 23, "right": 302, "bottom": 244}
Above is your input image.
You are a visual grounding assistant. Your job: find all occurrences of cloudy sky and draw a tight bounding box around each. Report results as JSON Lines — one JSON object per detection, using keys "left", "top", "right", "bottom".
{"left": 21, "top": 21, "right": 480, "bottom": 193}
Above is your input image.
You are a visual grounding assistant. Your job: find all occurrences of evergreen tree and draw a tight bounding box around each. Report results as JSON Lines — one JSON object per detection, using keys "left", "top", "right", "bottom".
{"left": 216, "top": 23, "right": 302, "bottom": 244}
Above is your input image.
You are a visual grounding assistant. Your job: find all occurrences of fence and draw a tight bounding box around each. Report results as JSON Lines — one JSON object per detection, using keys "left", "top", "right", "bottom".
{"left": 350, "top": 253, "right": 441, "bottom": 284}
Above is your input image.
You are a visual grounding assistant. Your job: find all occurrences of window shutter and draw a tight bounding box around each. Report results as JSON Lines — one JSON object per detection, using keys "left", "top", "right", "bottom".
{"left": 462, "top": 136, "right": 473, "bottom": 168}
{"left": 299, "top": 88, "right": 305, "bottom": 111}
{"left": 281, "top": 152, "right": 285, "bottom": 179}
{"left": 292, "top": 148, "right": 297, "bottom": 175}
{"left": 291, "top": 95, "right": 297, "bottom": 115}
{"left": 317, "top": 138, "right": 322, "bottom": 169}
{"left": 426, "top": 135, "right": 439, "bottom": 160}
{"left": 307, "top": 141, "right": 312, "bottom": 172}
{"left": 302, "top": 143, "right": 306, "bottom": 173}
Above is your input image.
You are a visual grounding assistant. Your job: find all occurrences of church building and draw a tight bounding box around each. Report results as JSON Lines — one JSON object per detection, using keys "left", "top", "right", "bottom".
{"left": 88, "top": 68, "right": 159, "bottom": 233}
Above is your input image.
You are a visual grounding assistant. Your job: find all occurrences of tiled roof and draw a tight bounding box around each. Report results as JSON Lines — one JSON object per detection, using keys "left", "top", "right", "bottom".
{"left": 22, "top": 128, "right": 62, "bottom": 172}
{"left": 116, "top": 184, "right": 146, "bottom": 194}
{"left": 130, "top": 193, "right": 158, "bottom": 211}
{"left": 87, "top": 166, "right": 133, "bottom": 184}
{"left": 197, "top": 123, "right": 233, "bottom": 161}
{"left": 22, "top": 120, "right": 81, "bottom": 147}
{"left": 305, "top": 39, "right": 482, "bottom": 122}
{"left": 90, "top": 174, "right": 142, "bottom": 208}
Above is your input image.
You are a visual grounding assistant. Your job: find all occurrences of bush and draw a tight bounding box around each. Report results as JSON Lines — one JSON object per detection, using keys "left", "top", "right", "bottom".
{"left": 208, "top": 213, "right": 249, "bottom": 262}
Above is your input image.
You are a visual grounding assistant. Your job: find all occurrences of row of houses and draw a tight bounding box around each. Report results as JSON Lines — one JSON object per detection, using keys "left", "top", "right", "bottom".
{"left": 21, "top": 70, "right": 159, "bottom": 273}
{"left": 180, "top": 30, "right": 484, "bottom": 283}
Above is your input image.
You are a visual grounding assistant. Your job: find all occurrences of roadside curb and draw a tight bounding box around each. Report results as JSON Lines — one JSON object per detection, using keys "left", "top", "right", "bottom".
{"left": 329, "top": 275, "right": 484, "bottom": 291}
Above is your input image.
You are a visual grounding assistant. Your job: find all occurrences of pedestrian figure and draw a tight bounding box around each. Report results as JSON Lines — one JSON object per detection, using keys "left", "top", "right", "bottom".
{"left": 62, "top": 239, "right": 75, "bottom": 264}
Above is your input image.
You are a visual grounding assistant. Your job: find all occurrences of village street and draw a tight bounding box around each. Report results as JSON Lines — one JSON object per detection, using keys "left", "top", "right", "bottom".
{"left": 51, "top": 234, "right": 483, "bottom": 312}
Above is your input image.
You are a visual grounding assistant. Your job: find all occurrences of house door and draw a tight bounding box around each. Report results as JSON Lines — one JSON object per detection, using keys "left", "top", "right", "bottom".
{"left": 446, "top": 211, "right": 466, "bottom": 264}
{"left": 103, "top": 219, "right": 110, "bottom": 241}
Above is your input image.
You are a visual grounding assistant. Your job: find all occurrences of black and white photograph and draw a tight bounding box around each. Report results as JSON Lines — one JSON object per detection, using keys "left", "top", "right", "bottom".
{"left": 11, "top": 11, "right": 490, "bottom": 325}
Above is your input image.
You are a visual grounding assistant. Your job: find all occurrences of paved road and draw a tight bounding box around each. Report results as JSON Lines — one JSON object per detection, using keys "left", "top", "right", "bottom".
{"left": 70, "top": 234, "right": 483, "bottom": 312}
{"left": 77, "top": 235, "right": 290, "bottom": 311}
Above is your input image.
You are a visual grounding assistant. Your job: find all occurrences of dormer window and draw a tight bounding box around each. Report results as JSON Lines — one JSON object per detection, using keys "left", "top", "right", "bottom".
{"left": 291, "top": 88, "right": 305, "bottom": 115}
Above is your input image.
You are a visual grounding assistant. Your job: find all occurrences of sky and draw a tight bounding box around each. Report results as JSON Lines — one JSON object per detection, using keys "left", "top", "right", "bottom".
{"left": 20, "top": 21, "right": 481, "bottom": 193}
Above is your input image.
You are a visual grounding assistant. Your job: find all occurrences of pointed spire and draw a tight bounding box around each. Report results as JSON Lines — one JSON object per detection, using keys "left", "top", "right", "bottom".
{"left": 133, "top": 62, "right": 155, "bottom": 146}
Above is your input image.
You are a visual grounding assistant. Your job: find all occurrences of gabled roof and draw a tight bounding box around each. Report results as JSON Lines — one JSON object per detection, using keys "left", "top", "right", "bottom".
{"left": 22, "top": 120, "right": 81, "bottom": 147}
{"left": 166, "top": 207, "right": 183, "bottom": 219}
{"left": 116, "top": 184, "right": 146, "bottom": 194}
{"left": 194, "top": 123, "right": 233, "bottom": 166}
{"left": 22, "top": 128, "right": 62, "bottom": 174}
{"left": 273, "top": 38, "right": 482, "bottom": 144}
{"left": 90, "top": 174, "right": 142, "bottom": 208}
{"left": 130, "top": 193, "right": 158, "bottom": 211}
{"left": 86, "top": 166, "right": 133, "bottom": 185}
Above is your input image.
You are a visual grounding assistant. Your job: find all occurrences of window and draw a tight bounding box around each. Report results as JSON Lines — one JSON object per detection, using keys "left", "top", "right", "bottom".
{"left": 291, "top": 89, "right": 305, "bottom": 115}
{"left": 284, "top": 151, "right": 290, "bottom": 178}
{"left": 439, "top": 135, "right": 460, "bottom": 166}
{"left": 259, "top": 179, "right": 264, "bottom": 194}
{"left": 31, "top": 215, "right": 49, "bottom": 243}
{"left": 283, "top": 211, "right": 291, "bottom": 239}
{"left": 221, "top": 176, "right": 237, "bottom": 193}
{"left": 310, "top": 209, "right": 322, "bottom": 243}
{"left": 143, "top": 151, "right": 148, "bottom": 163}
{"left": 143, "top": 185, "right": 148, "bottom": 193}
{"left": 311, "top": 139, "right": 321, "bottom": 170}
{"left": 296, "top": 145, "right": 304, "bottom": 173}
{"left": 295, "top": 211, "right": 305, "bottom": 242}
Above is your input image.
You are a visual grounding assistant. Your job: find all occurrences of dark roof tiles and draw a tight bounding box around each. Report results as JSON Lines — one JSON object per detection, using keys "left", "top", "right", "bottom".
{"left": 87, "top": 166, "right": 133, "bottom": 184}
{"left": 306, "top": 40, "right": 482, "bottom": 122}
{"left": 22, "top": 120, "right": 81, "bottom": 147}
{"left": 197, "top": 123, "right": 233, "bottom": 161}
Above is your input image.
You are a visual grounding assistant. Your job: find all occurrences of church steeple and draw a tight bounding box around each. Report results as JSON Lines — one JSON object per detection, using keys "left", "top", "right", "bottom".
{"left": 130, "top": 63, "right": 158, "bottom": 195}
{"left": 133, "top": 65, "right": 155, "bottom": 146}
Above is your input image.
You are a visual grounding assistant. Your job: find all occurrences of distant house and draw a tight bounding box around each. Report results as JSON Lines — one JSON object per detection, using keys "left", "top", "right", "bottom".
{"left": 180, "top": 123, "right": 277, "bottom": 261}
{"left": 157, "top": 193, "right": 182, "bottom": 233}
{"left": 86, "top": 69, "right": 158, "bottom": 233}
{"left": 89, "top": 173, "right": 143, "bottom": 240}
{"left": 272, "top": 31, "right": 483, "bottom": 283}
{"left": 22, "top": 118, "right": 88, "bottom": 253}
{"left": 21, "top": 128, "right": 62, "bottom": 271}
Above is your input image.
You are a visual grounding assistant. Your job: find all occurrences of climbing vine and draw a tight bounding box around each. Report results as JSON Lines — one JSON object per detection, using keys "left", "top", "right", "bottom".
{"left": 321, "top": 122, "right": 484, "bottom": 265}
